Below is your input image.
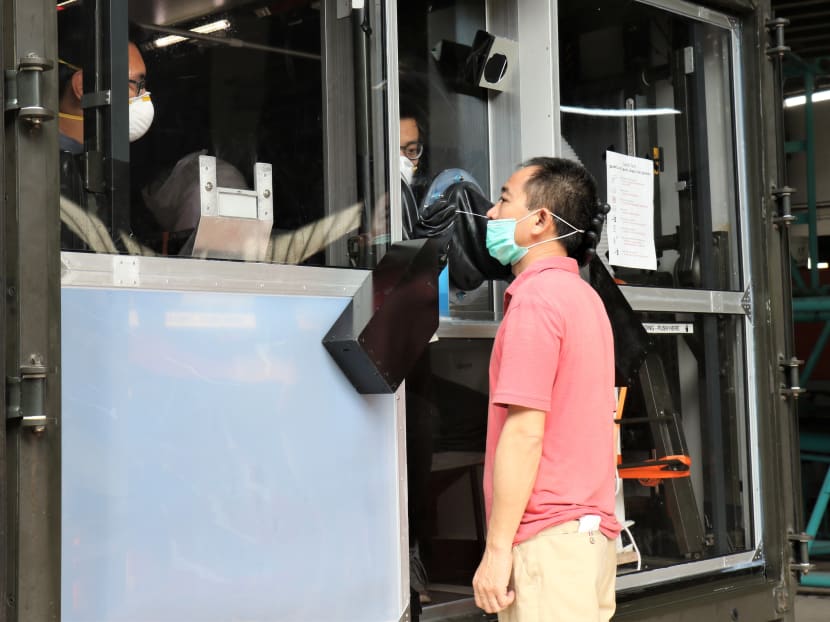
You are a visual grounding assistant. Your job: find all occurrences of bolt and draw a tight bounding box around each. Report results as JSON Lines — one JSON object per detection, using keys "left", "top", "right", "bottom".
{"left": 263, "top": 189, "right": 271, "bottom": 198}
{"left": 205, "top": 181, "right": 214, "bottom": 191}
{"left": 32, "top": 425, "right": 46, "bottom": 435}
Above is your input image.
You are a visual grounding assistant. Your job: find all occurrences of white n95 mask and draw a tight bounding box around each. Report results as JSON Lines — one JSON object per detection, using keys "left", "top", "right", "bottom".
{"left": 129, "top": 92, "right": 154, "bottom": 142}
{"left": 400, "top": 155, "right": 415, "bottom": 185}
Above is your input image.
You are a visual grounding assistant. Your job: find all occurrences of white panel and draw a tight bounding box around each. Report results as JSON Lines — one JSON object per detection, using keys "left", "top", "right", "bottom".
{"left": 62, "top": 287, "right": 404, "bottom": 622}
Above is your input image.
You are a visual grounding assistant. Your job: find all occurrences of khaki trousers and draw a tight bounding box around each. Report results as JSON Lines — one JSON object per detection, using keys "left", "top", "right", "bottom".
{"left": 499, "top": 521, "right": 617, "bottom": 622}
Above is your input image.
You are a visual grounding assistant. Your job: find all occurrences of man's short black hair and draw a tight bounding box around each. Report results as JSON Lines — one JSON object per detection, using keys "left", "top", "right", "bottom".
{"left": 521, "top": 156, "right": 598, "bottom": 258}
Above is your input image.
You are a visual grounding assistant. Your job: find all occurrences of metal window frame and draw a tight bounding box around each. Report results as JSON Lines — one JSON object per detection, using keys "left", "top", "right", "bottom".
{"left": 481, "top": 0, "right": 763, "bottom": 589}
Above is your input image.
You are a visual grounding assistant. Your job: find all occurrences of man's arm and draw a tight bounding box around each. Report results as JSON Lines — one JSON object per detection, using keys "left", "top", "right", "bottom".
{"left": 472, "top": 405, "right": 545, "bottom": 614}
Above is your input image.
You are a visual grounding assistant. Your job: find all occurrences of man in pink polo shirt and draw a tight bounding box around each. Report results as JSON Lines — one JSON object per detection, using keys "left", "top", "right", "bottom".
{"left": 472, "top": 157, "right": 620, "bottom": 621}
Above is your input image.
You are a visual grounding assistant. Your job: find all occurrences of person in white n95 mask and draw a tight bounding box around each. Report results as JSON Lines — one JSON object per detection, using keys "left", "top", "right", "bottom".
{"left": 58, "top": 40, "right": 152, "bottom": 153}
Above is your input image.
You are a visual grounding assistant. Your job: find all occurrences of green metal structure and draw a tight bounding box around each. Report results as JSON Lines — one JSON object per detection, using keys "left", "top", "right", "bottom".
{"left": 783, "top": 48, "right": 830, "bottom": 589}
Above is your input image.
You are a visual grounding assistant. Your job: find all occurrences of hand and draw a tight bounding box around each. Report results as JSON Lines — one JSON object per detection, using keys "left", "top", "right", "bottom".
{"left": 472, "top": 546, "right": 516, "bottom": 614}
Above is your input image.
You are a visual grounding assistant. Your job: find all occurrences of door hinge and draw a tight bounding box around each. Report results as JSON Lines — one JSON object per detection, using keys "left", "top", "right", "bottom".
{"left": 766, "top": 17, "right": 791, "bottom": 59}
{"left": 788, "top": 532, "right": 814, "bottom": 576}
{"left": 779, "top": 355, "right": 805, "bottom": 399}
{"left": 4, "top": 53, "right": 55, "bottom": 128}
{"left": 6, "top": 361, "right": 48, "bottom": 431}
{"left": 771, "top": 185, "right": 796, "bottom": 226}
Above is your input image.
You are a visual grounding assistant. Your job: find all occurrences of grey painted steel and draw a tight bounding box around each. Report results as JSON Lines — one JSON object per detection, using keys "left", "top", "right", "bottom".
{"left": 620, "top": 286, "right": 747, "bottom": 314}
{"left": 4, "top": 0, "right": 62, "bottom": 620}
{"left": 0, "top": 4, "right": 6, "bottom": 616}
{"left": 636, "top": 0, "right": 735, "bottom": 29}
{"left": 387, "top": 0, "right": 403, "bottom": 244}
{"left": 486, "top": 1, "right": 521, "bottom": 207}
{"left": 616, "top": 553, "right": 762, "bottom": 591}
{"left": 321, "top": 1, "right": 359, "bottom": 267}
{"left": 61, "top": 286, "right": 405, "bottom": 621}
{"left": 60, "top": 252, "right": 370, "bottom": 298}
{"left": 437, "top": 318, "right": 499, "bottom": 339}
{"left": 743, "top": 2, "right": 799, "bottom": 616}
{"left": 615, "top": 574, "right": 779, "bottom": 621}
{"left": 516, "top": 0, "right": 560, "bottom": 161}
{"left": 730, "top": 20, "right": 765, "bottom": 551}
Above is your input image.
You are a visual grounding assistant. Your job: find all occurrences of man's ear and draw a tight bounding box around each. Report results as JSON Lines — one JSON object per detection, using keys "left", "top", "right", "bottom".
{"left": 70, "top": 70, "right": 84, "bottom": 101}
{"left": 534, "top": 208, "right": 555, "bottom": 233}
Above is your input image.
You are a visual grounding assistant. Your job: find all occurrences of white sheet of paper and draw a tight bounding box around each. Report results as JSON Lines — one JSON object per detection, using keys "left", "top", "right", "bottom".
{"left": 606, "top": 151, "right": 657, "bottom": 271}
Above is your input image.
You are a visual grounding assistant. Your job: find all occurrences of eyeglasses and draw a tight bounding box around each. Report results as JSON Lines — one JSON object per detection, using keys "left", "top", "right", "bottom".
{"left": 129, "top": 78, "right": 147, "bottom": 97}
{"left": 400, "top": 141, "right": 424, "bottom": 160}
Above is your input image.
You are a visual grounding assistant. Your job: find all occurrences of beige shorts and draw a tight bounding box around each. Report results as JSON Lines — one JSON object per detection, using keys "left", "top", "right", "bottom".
{"left": 499, "top": 521, "right": 617, "bottom": 622}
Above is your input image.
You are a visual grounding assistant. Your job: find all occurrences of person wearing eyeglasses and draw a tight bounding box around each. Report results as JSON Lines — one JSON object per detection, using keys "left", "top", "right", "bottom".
{"left": 400, "top": 115, "right": 424, "bottom": 183}
{"left": 58, "top": 40, "right": 153, "bottom": 154}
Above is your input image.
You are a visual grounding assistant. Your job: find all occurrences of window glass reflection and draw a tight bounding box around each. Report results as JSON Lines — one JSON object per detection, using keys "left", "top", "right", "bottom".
{"left": 616, "top": 312, "right": 751, "bottom": 570}
{"left": 58, "top": 1, "right": 389, "bottom": 268}
{"left": 398, "top": 0, "right": 495, "bottom": 319}
{"left": 558, "top": 1, "right": 741, "bottom": 291}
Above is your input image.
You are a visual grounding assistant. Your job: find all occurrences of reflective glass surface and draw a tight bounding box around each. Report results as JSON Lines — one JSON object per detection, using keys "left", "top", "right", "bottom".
{"left": 558, "top": 0, "right": 742, "bottom": 291}
{"left": 58, "top": 1, "right": 390, "bottom": 268}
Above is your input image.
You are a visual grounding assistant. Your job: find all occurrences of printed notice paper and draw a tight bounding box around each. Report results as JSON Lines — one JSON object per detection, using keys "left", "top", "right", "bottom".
{"left": 606, "top": 151, "right": 657, "bottom": 271}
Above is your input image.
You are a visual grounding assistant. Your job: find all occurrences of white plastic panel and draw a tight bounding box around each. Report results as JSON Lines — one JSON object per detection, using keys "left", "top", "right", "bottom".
{"left": 62, "top": 286, "right": 404, "bottom": 622}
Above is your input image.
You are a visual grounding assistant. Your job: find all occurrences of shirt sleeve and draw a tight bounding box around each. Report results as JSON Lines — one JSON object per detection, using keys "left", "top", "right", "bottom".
{"left": 491, "top": 298, "right": 562, "bottom": 412}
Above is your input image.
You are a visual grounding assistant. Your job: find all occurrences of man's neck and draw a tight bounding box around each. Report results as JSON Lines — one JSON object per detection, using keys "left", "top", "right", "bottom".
{"left": 512, "top": 243, "right": 568, "bottom": 277}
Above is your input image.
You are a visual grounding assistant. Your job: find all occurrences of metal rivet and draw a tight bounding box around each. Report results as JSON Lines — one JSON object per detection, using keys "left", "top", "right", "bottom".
{"left": 205, "top": 181, "right": 214, "bottom": 191}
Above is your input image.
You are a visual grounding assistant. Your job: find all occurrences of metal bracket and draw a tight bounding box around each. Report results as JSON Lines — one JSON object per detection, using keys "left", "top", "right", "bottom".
{"left": 4, "top": 53, "right": 55, "bottom": 128}
{"left": 6, "top": 361, "right": 48, "bottom": 430}
{"left": 766, "top": 17, "right": 790, "bottom": 59}
{"left": 741, "top": 285, "right": 752, "bottom": 321}
{"left": 788, "top": 532, "right": 814, "bottom": 575}
{"left": 80, "top": 90, "right": 112, "bottom": 109}
{"left": 779, "top": 355, "right": 805, "bottom": 399}
{"left": 771, "top": 186, "right": 796, "bottom": 226}
{"left": 752, "top": 540, "right": 763, "bottom": 561}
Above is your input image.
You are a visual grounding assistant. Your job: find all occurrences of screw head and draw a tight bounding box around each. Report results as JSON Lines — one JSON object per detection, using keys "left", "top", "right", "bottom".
{"left": 205, "top": 181, "right": 214, "bottom": 191}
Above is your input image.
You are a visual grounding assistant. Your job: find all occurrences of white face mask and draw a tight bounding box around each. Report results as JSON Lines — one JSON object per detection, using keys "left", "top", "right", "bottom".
{"left": 400, "top": 155, "right": 414, "bottom": 185}
{"left": 129, "top": 92, "right": 154, "bottom": 142}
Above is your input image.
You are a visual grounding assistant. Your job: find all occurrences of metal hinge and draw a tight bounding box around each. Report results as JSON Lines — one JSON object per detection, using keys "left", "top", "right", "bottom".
{"left": 788, "top": 531, "right": 814, "bottom": 575}
{"left": 4, "top": 53, "right": 54, "bottom": 128}
{"left": 6, "top": 360, "right": 48, "bottom": 431}
{"left": 771, "top": 185, "right": 796, "bottom": 226}
{"left": 766, "top": 17, "right": 791, "bottom": 59}
{"left": 779, "top": 355, "right": 805, "bottom": 399}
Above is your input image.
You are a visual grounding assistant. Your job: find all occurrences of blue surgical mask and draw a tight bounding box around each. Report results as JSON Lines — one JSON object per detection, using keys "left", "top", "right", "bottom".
{"left": 485, "top": 209, "right": 584, "bottom": 266}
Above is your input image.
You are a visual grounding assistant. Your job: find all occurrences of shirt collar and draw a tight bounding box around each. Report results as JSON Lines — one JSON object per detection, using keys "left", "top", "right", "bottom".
{"left": 504, "top": 256, "right": 579, "bottom": 309}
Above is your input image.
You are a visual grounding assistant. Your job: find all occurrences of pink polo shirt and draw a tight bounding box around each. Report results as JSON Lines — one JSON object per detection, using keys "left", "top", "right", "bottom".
{"left": 484, "top": 256, "right": 621, "bottom": 543}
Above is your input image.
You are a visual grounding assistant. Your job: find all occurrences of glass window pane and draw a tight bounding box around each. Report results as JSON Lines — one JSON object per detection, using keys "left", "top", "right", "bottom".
{"left": 617, "top": 312, "right": 752, "bottom": 570}
{"left": 397, "top": 0, "right": 496, "bottom": 320}
{"left": 58, "top": 0, "right": 390, "bottom": 269}
{"left": 558, "top": 0, "right": 741, "bottom": 291}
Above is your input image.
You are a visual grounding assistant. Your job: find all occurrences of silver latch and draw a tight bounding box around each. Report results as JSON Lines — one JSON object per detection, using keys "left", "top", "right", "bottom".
{"left": 5, "top": 53, "right": 54, "bottom": 128}
{"left": 6, "top": 361, "right": 48, "bottom": 431}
